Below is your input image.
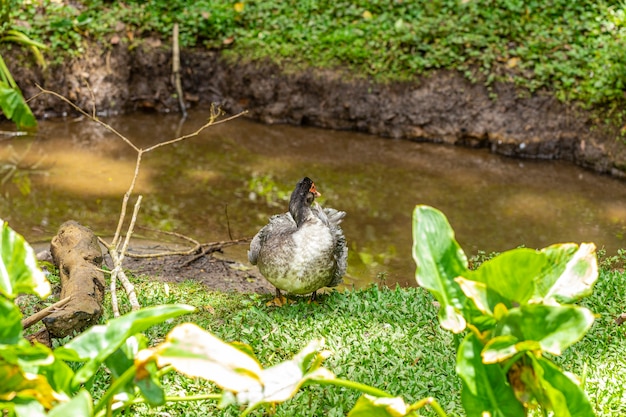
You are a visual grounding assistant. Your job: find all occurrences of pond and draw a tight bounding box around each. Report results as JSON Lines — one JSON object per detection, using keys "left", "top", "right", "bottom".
{"left": 2, "top": 109, "right": 625, "bottom": 288}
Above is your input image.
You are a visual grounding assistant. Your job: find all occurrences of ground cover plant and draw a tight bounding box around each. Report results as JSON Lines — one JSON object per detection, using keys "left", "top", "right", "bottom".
{"left": 8, "top": 0, "right": 626, "bottom": 120}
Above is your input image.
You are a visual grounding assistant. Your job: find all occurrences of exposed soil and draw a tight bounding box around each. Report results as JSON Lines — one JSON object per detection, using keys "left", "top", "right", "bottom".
{"left": 117, "top": 251, "right": 274, "bottom": 294}
{"left": 8, "top": 38, "right": 626, "bottom": 178}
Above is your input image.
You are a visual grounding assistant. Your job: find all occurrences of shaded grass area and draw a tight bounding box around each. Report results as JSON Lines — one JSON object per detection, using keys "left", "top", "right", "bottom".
{"left": 10, "top": 0, "right": 626, "bottom": 119}
{"left": 93, "top": 267, "right": 626, "bottom": 416}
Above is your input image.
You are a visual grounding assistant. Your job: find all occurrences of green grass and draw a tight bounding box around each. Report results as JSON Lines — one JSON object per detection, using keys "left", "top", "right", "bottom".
{"left": 88, "top": 267, "right": 626, "bottom": 417}
{"left": 8, "top": 0, "right": 626, "bottom": 121}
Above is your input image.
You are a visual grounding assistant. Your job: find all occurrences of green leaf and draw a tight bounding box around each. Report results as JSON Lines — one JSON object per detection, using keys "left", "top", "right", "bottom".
{"left": 412, "top": 205, "right": 469, "bottom": 333}
{"left": 456, "top": 333, "right": 525, "bottom": 417}
{"left": 484, "top": 305, "right": 594, "bottom": 361}
{"left": 55, "top": 304, "right": 195, "bottom": 387}
{"left": 0, "top": 359, "right": 66, "bottom": 411}
{"left": 348, "top": 394, "right": 410, "bottom": 417}
{"left": 150, "top": 322, "right": 263, "bottom": 392}
{"left": 530, "top": 356, "right": 595, "bottom": 417}
{"left": 468, "top": 248, "right": 545, "bottom": 305}
{"left": 13, "top": 400, "right": 46, "bottom": 417}
{"left": 455, "top": 277, "right": 508, "bottom": 317}
{"left": 537, "top": 243, "right": 598, "bottom": 304}
{"left": 0, "top": 296, "right": 23, "bottom": 344}
{"left": 48, "top": 389, "right": 93, "bottom": 417}
{"left": 150, "top": 323, "right": 334, "bottom": 414}
{"left": 0, "top": 219, "right": 50, "bottom": 300}
{"left": 0, "top": 82, "right": 37, "bottom": 129}
{"left": 108, "top": 334, "right": 164, "bottom": 406}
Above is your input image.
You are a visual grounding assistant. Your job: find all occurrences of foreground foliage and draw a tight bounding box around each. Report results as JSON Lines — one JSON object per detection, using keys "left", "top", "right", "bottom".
{"left": 0, "top": 0, "right": 45, "bottom": 128}
{"left": 413, "top": 205, "right": 599, "bottom": 416}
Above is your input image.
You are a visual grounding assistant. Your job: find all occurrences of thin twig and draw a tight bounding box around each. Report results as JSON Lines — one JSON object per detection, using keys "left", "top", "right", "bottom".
{"left": 109, "top": 196, "right": 143, "bottom": 316}
{"left": 110, "top": 275, "right": 119, "bottom": 317}
{"left": 224, "top": 203, "right": 233, "bottom": 241}
{"left": 112, "top": 153, "right": 143, "bottom": 247}
{"left": 36, "top": 85, "right": 140, "bottom": 152}
{"left": 21, "top": 296, "right": 71, "bottom": 329}
{"left": 125, "top": 237, "right": 251, "bottom": 259}
{"left": 143, "top": 109, "right": 247, "bottom": 153}
{"left": 137, "top": 225, "right": 201, "bottom": 247}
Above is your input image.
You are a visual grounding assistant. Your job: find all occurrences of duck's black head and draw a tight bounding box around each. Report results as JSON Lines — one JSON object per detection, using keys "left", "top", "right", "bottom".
{"left": 289, "top": 177, "right": 321, "bottom": 225}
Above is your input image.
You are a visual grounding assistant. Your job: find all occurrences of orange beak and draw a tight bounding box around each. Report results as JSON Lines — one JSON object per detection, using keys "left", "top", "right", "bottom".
{"left": 310, "top": 183, "right": 321, "bottom": 197}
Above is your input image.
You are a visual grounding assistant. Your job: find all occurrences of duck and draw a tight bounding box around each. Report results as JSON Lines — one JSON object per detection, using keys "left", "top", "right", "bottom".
{"left": 248, "top": 177, "right": 347, "bottom": 305}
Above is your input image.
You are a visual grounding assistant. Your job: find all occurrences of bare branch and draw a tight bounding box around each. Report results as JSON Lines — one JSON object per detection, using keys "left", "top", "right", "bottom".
{"left": 125, "top": 237, "right": 250, "bottom": 259}
{"left": 36, "top": 84, "right": 141, "bottom": 153}
{"left": 37, "top": 87, "right": 248, "bottom": 317}
{"left": 22, "top": 296, "right": 71, "bottom": 329}
{"left": 143, "top": 108, "right": 248, "bottom": 153}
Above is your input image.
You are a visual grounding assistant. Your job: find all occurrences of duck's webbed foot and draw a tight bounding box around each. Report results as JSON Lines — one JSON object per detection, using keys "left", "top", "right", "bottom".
{"left": 266, "top": 288, "right": 288, "bottom": 307}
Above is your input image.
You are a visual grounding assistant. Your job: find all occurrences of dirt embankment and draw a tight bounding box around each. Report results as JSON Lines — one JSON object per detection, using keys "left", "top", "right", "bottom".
{"left": 9, "top": 38, "right": 626, "bottom": 178}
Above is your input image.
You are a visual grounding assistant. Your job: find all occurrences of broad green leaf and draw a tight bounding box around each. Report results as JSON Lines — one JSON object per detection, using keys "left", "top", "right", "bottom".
{"left": 13, "top": 400, "right": 46, "bottom": 417}
{"left": 150, "top": 324, "right": 334, "bottom": 413}
{"left": 0, "top": 360, "right": 67, "bottom": 410}
{"left": 456, "top": 333, "right": 525, "bottom": 417}
{"left": 1, "top": 344, "right": 74, "bottom": 401}
{"left": 111, "top": 333, "right": 164, "bottom": 406}
{"left": 468, "top": 248, "right": 545, "bottom": 305}
{"left": 56, "top": 304, "right": 195, "bottom": 387}
{"left": 0, "top": 82, "right": 37, "bottom": 129}
{"left": 529, "top": 356, "right": 595, "bottom": 417}
{"left": 240, "top": 340, "right": 334, "bottom": 411}
{"left": 486, "top": 305, "right": 594, "bottom": 361}
{"left": 135, "top": 359, "right": 165, "bottom": 406}
{"left": 150, "top": 322, "right": 263, "bottom": 392}
{"left": 480, "top": 335, "right": 524, "bottom": 364}
{"left": 48, "top": 389, "right": 92, "bottom": 417}
{"left": 412, "top": 205, "right": 469, "bottom": 333}
{"left": 537, "top": 243, "right": 598, "bottom": 304}
{"left": 348, "top": 394, "right": 409, "bottom": 417}
{"left": 0, "top": 219, "right": 50, "bottom": 300}
{"left": 455, "top": 277, "right": 510, "bottom": 317}
{"left": 0, "top": 296, "right": 23, "bottom": 344}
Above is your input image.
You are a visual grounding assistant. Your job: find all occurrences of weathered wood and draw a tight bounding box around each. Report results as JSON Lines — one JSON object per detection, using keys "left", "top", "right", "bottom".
{"left": 43, "top": 221, "right": 105, "bottom": 338}
{"left": 25, "top": 328, "right": 51, "bottom": 347}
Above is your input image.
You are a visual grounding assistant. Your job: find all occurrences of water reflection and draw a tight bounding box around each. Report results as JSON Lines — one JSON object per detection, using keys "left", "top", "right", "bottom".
{"left": 1, "top": 110, "right": 625, "bottom": 287}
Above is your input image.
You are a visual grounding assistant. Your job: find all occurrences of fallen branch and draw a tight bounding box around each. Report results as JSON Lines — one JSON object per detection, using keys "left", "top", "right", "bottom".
{"left": 43, "top": 221, "right": 105, "bottom": 338}
{"left": 22, "top": 296, "right": 71, "bottom": 330}
{"left": 124, "top": 235, "right": 250, "bottom": 259}
{"left": 180, "top": 238, "right": 252, "bottom": 267}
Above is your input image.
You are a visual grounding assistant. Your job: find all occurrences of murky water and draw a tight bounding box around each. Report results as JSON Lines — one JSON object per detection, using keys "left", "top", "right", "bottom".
{"left": 2, "top": 109, "right": 625, "bottom": 288}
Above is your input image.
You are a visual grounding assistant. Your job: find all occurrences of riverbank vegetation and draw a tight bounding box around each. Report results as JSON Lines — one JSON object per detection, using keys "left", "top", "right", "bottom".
{"left": 8, "top": 0, "right": 626, "bottom": 122}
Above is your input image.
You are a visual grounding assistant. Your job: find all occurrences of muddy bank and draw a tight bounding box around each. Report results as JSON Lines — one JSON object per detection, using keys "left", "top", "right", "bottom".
{"left": 9, "top": 39, "right": 626, "bottom": 177}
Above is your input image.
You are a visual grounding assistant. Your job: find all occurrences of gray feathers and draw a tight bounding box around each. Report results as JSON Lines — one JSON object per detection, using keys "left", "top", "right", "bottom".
{"left": 248, "top": 179, "right": 347, "bottom": 296}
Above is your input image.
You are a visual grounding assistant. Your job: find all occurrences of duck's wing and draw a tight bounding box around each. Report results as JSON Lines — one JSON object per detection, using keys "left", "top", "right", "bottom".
{"left": 248, "top": 213, "right": 296, "bottom": 265}
{"left": 329, "top": 228, "right": 347, "bottom": 287}
{"left": 316, "top": 206, "right": 348, "bottom": 287}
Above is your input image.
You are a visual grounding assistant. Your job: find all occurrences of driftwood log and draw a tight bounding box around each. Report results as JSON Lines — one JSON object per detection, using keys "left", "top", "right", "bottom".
{"left": 43, "top": 221, "right": 105, "bottom": 338}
